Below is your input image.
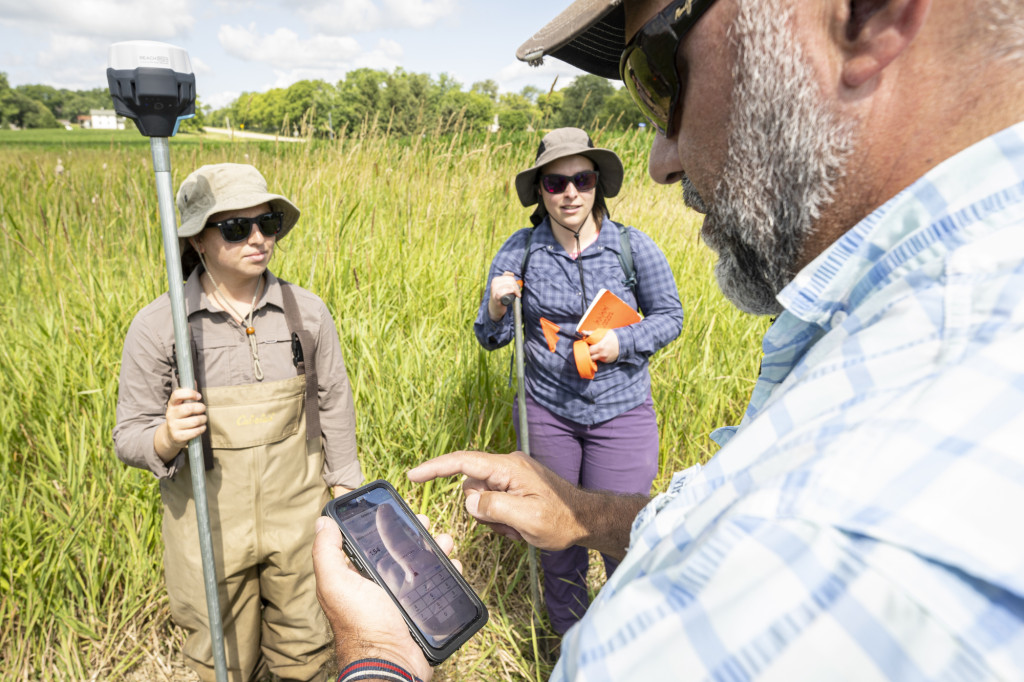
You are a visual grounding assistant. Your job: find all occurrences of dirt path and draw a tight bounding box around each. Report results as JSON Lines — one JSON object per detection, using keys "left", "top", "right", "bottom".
{"left": 201, "top": 127, "right": 307, "bottom": 143}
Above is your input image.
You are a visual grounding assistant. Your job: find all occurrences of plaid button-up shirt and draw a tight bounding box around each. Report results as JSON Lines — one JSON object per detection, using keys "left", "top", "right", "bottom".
{"left": 555, "top": 124, "right": 1024, "bottom": 680}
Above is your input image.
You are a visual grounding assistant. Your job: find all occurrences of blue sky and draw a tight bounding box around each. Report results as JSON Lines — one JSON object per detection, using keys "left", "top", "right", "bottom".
{"left": 0, "top": 0, "right": 591, "bottom": 110}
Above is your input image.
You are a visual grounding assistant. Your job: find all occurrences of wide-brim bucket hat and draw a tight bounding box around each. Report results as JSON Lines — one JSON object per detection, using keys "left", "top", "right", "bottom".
{"left": 176, "top": 163, "right": 300, "bottom": 253}
{"left": 514, "top": 127, "right": 624, "bottom": 207}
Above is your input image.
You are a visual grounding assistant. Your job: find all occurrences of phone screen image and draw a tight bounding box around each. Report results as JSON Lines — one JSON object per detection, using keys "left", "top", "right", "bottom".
{"left": 326, "top": 482, "right": 487, "bottom": 659}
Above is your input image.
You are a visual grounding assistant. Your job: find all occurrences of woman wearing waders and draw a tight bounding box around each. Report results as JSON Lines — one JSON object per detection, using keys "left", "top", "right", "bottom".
{"left": 113, "top": 163, "right": 363, "bottom": 682}
{"left": 475, "top": 128, "right": 684, "bottom": 649}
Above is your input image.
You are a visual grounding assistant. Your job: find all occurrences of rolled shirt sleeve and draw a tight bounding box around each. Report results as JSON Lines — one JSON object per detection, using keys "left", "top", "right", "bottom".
{"left": 314, "top": 302, "right": 363, "bottom": 488}
{"left": 473, "top": 228, "right": 532, "bottom": 351}
{"left": 112, "top": 295, "right": 186, "bottom": 480}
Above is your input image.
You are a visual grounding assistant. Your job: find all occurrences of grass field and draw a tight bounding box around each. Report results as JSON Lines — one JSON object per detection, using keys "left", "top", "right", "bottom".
{"left": 0, "top": 126, "right": 768, "bottom": 680}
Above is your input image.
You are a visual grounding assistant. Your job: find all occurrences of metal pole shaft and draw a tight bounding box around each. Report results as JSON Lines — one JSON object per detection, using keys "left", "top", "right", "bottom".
{"left": 150, "top": 137, "right": 228, "bottom": 682}
{"left": 513, "top": 297, "right": 542, "bottom": 627}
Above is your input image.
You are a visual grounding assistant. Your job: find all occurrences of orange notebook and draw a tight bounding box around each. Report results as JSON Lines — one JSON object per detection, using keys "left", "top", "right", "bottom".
{"left": 575, "top": 288, "right": 641, "bottom": 336}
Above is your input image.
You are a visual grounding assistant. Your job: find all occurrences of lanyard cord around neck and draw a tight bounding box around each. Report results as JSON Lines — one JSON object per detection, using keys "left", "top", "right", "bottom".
{"left": 550, "top": 215, "right": 591, "bottom": 318}
{"left": 198, "top": 254, "right": 265, "bottom": 381}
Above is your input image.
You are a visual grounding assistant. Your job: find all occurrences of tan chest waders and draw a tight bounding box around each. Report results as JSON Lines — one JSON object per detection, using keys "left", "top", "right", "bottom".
{"left": 162, "top": 284, "right": 332, "bottom": 682}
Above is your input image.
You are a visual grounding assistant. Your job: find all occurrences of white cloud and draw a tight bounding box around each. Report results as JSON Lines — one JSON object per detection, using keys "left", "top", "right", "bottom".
{"left": 0, "top": 51, "right": 25, "bottom": 69}
{"left": 21, "top": 33, "right": 113, "bottom": 90}
{"left": 190, "top": 56, "right": 213, "bottom": 75}
{"left": 219, "top": 24, "right": 362, "bottom": 69}
{"left": 380, "top": 0, "right": 455, "bottom": 27}
{"left": 295, "top": 0, "right": 456, "bottom": 34}
{"left": 39, "top": 34, "right": 103, "bottom": 68}
{"left": 267, "top": 39, "right": 403, "bottom": 87}
{"left": 494, "top": 59, "right": 583, "bottom": 93}
{"left": 0, "top": 0, "right": 194, "bottom": 39}
{"left": 203, "top": 90, "right": 239, "bottom": 111}
{"left": 216, "top": 25, "right": 402, "bottom": 89}
{"left": 370, "top": 38, "right": 402, "bottom": 61}
{"left": 209, "top": 0, "right": 260, "bottom": 10}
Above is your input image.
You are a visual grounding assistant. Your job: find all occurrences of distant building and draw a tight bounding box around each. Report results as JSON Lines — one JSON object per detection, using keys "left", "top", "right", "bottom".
{"left": 85, "top": 109, "right": 125, "bottom": 130}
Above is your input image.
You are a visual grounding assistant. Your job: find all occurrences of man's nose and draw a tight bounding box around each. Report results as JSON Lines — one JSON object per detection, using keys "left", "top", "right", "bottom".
{"left": 648, "top": 133, "right": 683, "bottom": 185}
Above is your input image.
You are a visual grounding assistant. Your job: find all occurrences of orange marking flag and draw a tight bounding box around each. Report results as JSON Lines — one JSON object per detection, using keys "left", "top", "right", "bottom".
{"left": 575, "top": 289, "right": 641, "bottom": 337}
{"left": 540, "top": 317, "right": 561, "bottom": 352}
{"left": 573, "top": 328, "right": 609, "bottom": 380}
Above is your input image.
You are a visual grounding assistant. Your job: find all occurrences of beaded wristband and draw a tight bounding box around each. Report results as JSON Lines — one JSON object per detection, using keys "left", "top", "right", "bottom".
{"left": 336, "top": 658, "right": 424, "bottom": 682}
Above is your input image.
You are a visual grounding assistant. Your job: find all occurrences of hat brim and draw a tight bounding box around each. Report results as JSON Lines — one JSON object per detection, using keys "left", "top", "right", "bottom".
{"left": 516, "top": 0, "right": 625, "bottom": 81}
{"left": 515, "top": 148, "right": 624, "bottom": 207}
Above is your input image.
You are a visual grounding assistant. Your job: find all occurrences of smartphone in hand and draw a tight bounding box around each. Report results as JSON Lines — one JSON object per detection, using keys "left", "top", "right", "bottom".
{"left": 322, "top": 480, "right": 489, "bottom": 665}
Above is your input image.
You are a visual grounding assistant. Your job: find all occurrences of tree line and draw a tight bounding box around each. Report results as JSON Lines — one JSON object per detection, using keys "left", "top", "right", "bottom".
{"left": 211, "top": 70, "right": 644, "bottom": 137}
{"left": 1, "top": 73, "right": 113, "bottom": 129}
{"left": 2, "top": 67, "right": 646, "bottom": 136}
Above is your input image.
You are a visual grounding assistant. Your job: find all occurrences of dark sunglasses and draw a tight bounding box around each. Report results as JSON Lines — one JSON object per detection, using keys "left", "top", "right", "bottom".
{"left": 619, "top": 0, "right": 719, "bottom": 137}
{"left": 539, "top": 170, "right": 599, "bottom": 194}
{"left": 207, "top": 211, "right": 284, "bottom": 243}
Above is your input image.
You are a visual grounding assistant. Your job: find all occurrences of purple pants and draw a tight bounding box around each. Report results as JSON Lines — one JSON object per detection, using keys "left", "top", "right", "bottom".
{"left": 515, "top": 393, "right": 659, "bottom": 634}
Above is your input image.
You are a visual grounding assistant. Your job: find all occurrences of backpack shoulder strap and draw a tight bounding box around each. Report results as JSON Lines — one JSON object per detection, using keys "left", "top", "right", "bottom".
{"left": 611, "top": 221, "right": 638, "bottom": 298}
{"left": 518, "top": 226, "right": 538, "bottom": 283}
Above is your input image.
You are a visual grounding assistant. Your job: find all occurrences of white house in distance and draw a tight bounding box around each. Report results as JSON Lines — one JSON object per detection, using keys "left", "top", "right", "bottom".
{"left": 84, "top": 109, "right": 125, "bottom": 130}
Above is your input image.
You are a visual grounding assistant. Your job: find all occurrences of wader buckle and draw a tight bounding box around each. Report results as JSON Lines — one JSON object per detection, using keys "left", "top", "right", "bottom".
{"left": 291, "top": 332, "right": 304, "bottom": 366}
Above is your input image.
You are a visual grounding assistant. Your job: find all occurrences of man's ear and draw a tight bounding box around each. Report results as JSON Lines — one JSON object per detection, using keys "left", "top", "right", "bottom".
{"left": 842, "top": 0, "right": 930, "bottom": 89}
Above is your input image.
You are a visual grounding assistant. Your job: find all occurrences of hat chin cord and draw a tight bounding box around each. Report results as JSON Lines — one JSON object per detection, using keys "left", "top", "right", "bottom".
{"left": 549, "top": 211, "right": 595, "bottom": 318}
{"left": 197, "top": 250, "right": 265, "bottom": 381}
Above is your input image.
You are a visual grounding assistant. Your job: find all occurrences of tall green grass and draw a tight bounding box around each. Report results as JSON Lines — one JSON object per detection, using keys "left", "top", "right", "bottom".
{"left": 0, "top": 127, "right": 768, "bottom": 680}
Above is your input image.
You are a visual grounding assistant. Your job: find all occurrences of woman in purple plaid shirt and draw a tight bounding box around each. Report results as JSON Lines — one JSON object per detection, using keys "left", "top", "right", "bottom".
{"left": 474, "top": 127, "right": 683, "bottom": 640}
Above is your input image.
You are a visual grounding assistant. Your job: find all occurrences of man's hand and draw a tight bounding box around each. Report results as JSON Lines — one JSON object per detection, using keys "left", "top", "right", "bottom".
{"left": 313, "top": 516, "right": 439, "bottom": 681}
{"left": 408, "top": 451, "right": 647, "bottom": 560}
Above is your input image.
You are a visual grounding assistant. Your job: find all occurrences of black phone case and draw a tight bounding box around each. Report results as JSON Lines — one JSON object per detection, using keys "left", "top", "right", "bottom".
{"left": 322, "top": 479, "right": 489, "bottom": 665}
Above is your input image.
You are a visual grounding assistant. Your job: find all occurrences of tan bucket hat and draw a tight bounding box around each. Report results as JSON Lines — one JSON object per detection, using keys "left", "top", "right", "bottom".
{"left": 514, "top": 127, "right": 624, "bottom": 207}
{"left": 176, "top": 163, "right": 300, "bottom": 241}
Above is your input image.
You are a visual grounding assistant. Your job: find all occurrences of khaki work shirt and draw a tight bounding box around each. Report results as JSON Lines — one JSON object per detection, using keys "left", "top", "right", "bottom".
{"left": 113, "top": 268, "right": 363, "bottom": 487}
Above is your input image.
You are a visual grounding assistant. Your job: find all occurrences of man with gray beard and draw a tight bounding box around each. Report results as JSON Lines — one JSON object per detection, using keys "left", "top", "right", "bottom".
{"left": 688, "top": 2, "right": 854, "bottom": 315}
{"left": 312, "top": 0, "right": 1024, "bottom": 680}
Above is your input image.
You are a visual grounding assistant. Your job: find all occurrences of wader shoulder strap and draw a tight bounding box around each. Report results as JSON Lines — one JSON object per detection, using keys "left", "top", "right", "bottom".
{"left": 279, "top": 282, "right": 321, "bottom": 442}
{"left": 170, "top": 331, "right": 214, "bottom": 471}
{"left": 190, "top": 337, "right": 215, "bottom": 471}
